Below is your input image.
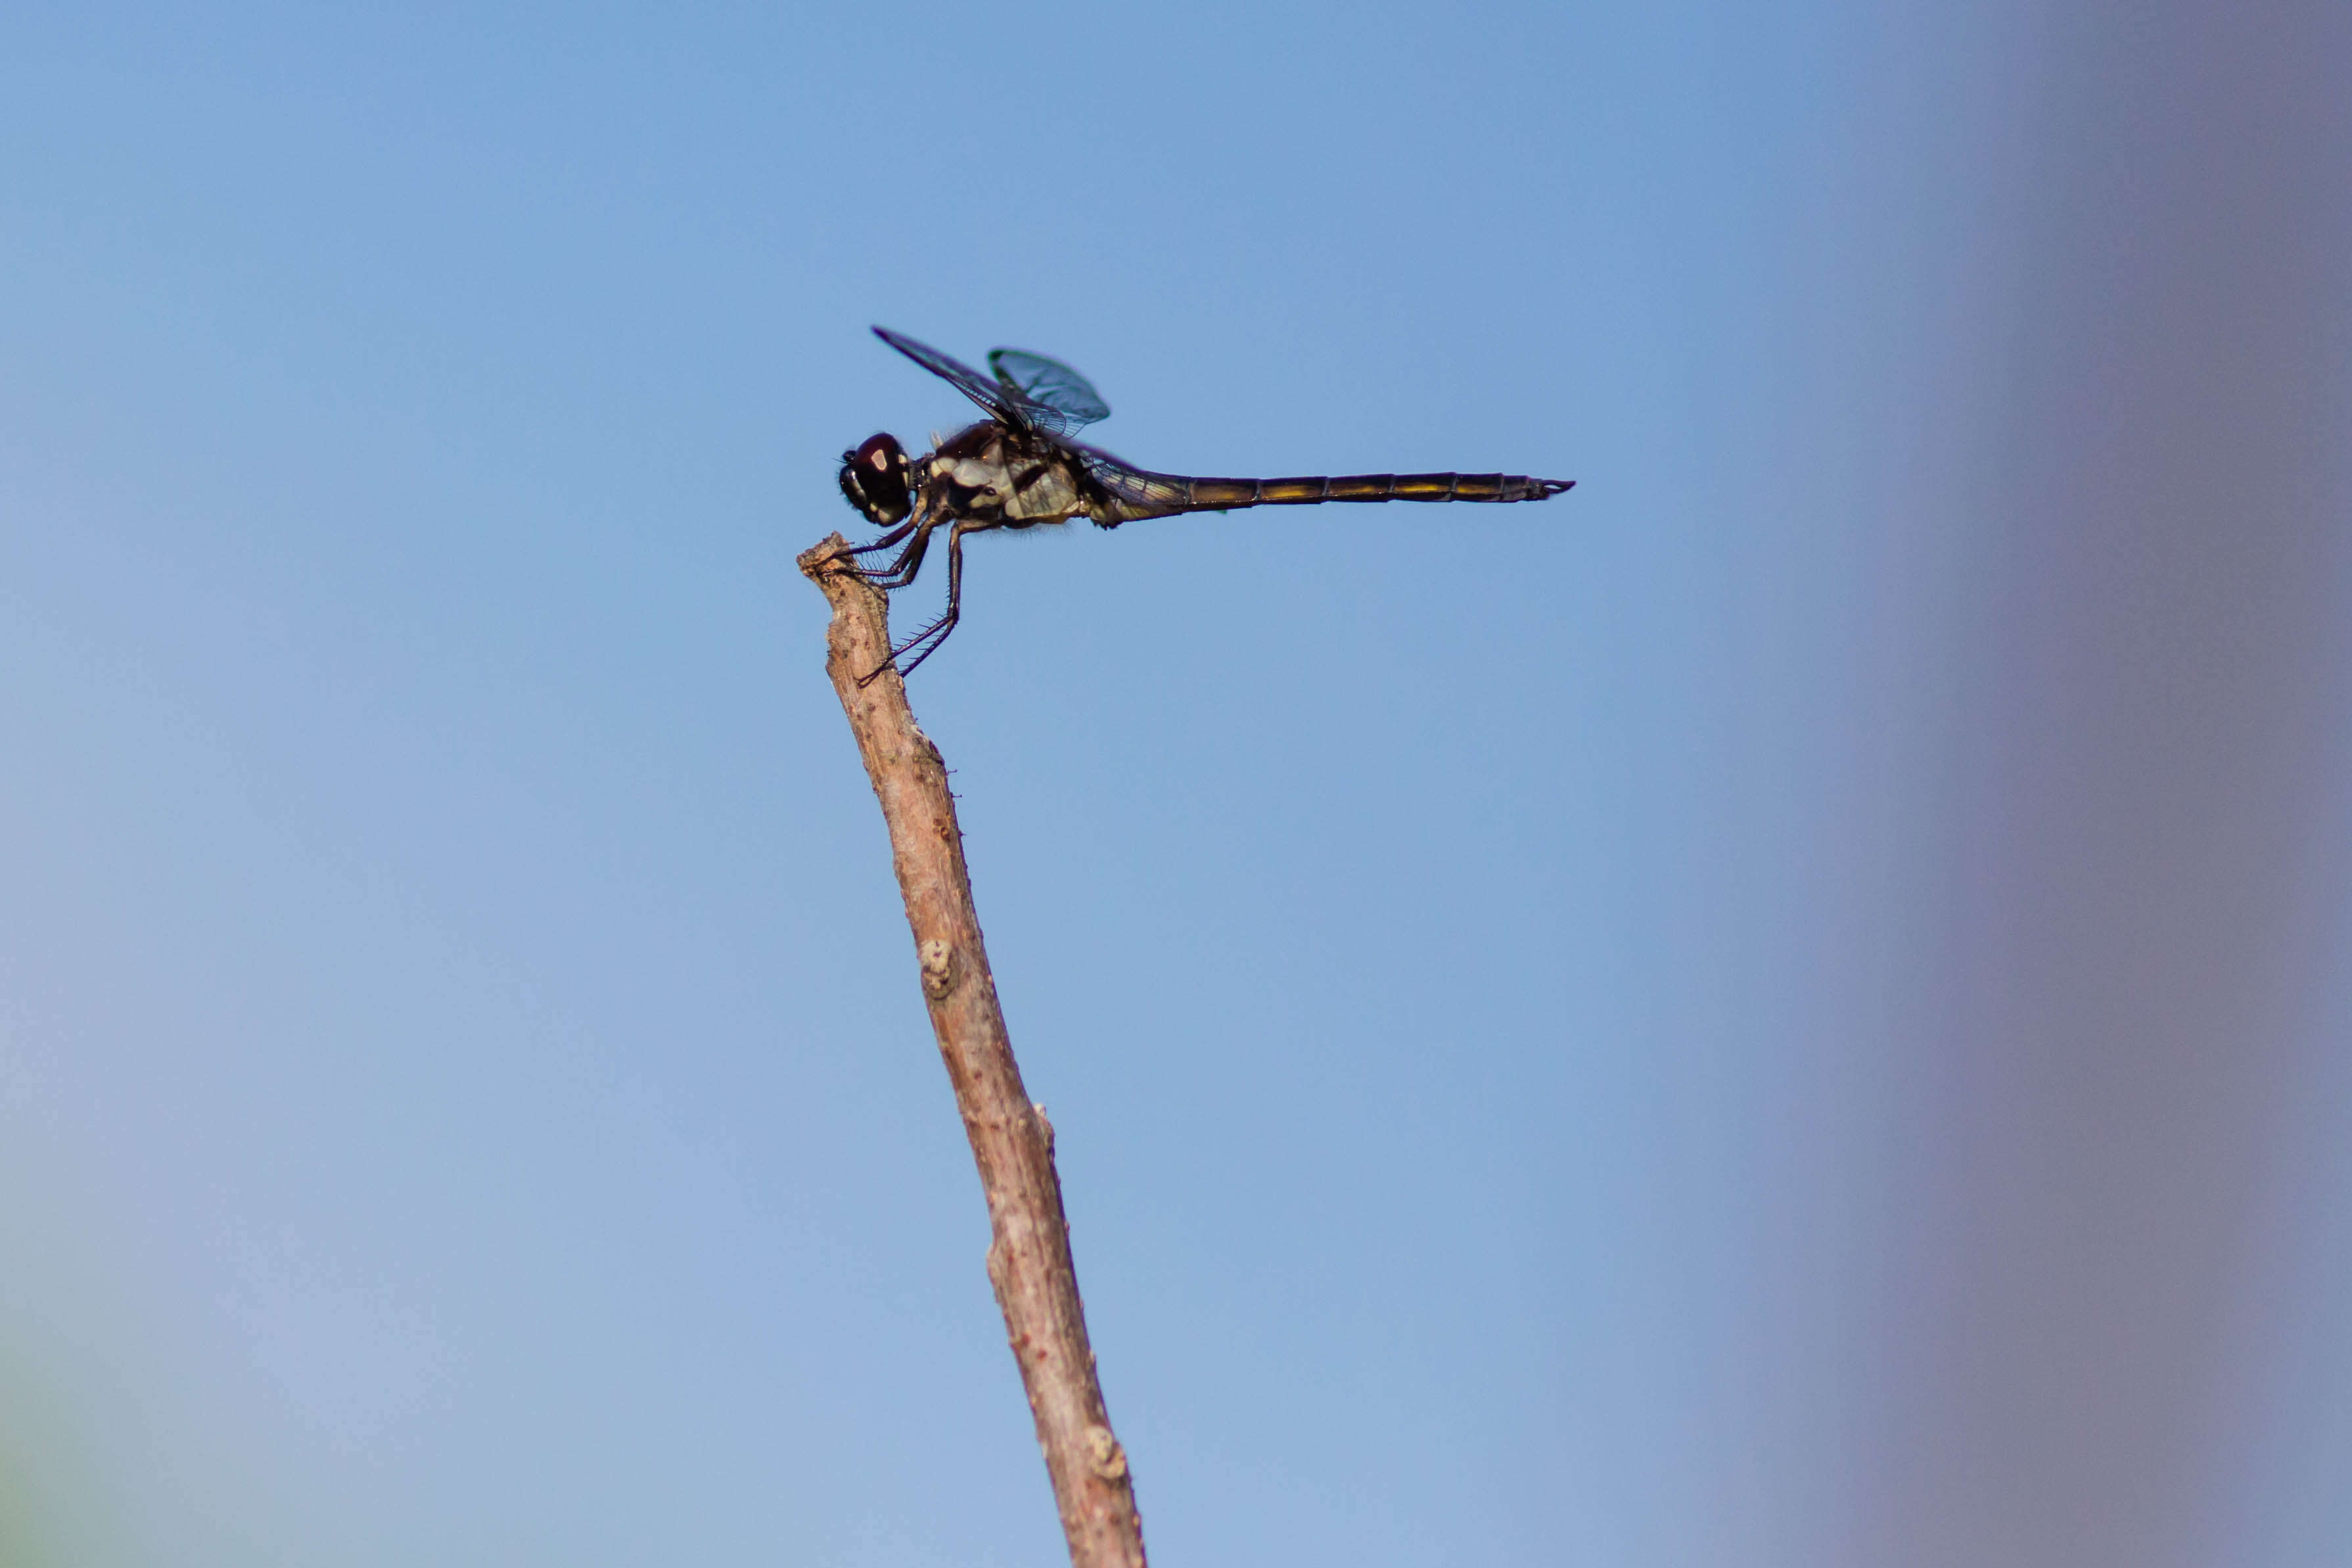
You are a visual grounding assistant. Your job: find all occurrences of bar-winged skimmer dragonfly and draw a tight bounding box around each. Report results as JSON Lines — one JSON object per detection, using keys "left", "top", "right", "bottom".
{"left": 830, "top": 327, "right": 1574, "bottom": 680}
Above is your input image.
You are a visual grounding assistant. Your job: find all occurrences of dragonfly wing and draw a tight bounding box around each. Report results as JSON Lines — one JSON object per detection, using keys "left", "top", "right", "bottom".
{"left": 988, "top": 348, "right": 1111, "bottom": 432}
{"left": 873, "top": 327, "right": 1032, "bottom": 431}
{"left": 1078, "top": 449, "right": 1196, "bottom": 522}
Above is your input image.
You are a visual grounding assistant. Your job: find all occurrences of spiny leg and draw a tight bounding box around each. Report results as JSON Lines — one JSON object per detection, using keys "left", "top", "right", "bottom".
{"left": 824, "top": 515, "right": 919, "bottom": 569}
{"left": 889, "top": 528, "right": 967, "bottom": 678}
{"left": 894, "top": 528, "right": 966, "bottom": 676}
{"left": 860, "top": 522, "right": 969, "bottom": 685}
{"left": 825, "top": 515, "right": 933, "bottom": 588}
{"left": 857, "top": 520, "right": 938, "bottom": 590}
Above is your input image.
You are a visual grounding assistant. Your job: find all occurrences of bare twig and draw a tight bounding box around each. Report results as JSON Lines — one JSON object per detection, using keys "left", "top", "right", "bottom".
{"left": 798, "top": 534, "right": 1147, "bottom": 1568}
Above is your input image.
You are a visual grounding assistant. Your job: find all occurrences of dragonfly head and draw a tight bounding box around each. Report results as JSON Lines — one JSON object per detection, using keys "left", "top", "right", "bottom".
{"left": 839, "top": 432, "right": 913, "bottom": 527}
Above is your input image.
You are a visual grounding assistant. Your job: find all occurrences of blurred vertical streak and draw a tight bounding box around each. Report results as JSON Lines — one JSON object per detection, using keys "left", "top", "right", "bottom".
{"left": 1864, "top": 1, "right": 2352, "bottom": 1564}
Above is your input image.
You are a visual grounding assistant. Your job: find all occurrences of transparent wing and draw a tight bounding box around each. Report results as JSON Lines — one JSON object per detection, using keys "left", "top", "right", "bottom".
{"left": 872, "top": 327, "right": 1034, "bottom": 431}
{"left": 988, "top": 348, "right": 1111, "bottom": 432}
{"left": 1075, "top": 446, "right": 1193, "bottom": 521}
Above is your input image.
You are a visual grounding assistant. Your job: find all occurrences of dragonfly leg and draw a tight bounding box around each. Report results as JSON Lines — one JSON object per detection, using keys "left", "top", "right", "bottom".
{"left": 826, "top": 515, "right": 920, "bottom": 571}
{"left": 859, "top": 522, "right": 968, "bottom": 685}
{"left": 865, "top": 522, "right": 940, "bottom": 590}
{"left": 837, "top": 508, "right": 945, "bottom": 596}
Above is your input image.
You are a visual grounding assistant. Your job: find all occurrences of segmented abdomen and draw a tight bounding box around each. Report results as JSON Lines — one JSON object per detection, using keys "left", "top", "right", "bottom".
{"left": 1193, "top": 472, "right": 1569, "bottom": 506}
{"left": 1095, "top": 468, "right": 1573, "bottom": 522}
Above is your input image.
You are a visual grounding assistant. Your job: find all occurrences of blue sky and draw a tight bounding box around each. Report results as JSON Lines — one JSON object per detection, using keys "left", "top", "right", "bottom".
{"left": 3, "top": 3, "right": 2348, "bottom": 1565}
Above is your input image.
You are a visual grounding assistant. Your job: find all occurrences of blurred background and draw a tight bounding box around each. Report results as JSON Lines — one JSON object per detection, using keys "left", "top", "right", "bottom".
{"left": 2, "top": 2, "right": 2347, "bottom": 1564}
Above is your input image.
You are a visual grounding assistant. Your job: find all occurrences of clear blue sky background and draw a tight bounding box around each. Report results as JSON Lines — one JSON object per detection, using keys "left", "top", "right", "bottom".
{"left": 3, "top": 3, "right": 2347, "bottom": 1565}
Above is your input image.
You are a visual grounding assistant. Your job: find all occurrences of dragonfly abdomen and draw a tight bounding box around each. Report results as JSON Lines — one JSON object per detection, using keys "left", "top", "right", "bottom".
{"left": 1177, "top": 472, "right": 1573, "bottom": 509}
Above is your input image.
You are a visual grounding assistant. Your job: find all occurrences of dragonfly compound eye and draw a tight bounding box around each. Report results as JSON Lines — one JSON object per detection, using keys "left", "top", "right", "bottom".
{"left": 838, "top": 432, "right": 913, "bottom": 526}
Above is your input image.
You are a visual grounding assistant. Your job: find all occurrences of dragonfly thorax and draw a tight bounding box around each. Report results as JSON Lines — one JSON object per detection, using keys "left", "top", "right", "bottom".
{"left": 924, "top": 425, "right": 1092, "bottom": 529}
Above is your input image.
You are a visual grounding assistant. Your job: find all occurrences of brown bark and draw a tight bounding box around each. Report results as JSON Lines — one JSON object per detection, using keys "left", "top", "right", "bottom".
{"left": 797, "top": 535, "right": 1147, "bottom": 1568}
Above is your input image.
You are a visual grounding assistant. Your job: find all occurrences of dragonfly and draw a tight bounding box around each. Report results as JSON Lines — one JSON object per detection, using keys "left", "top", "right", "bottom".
{"left": 829, "top": 327, "right": 1575, "bottom": 681}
